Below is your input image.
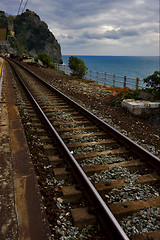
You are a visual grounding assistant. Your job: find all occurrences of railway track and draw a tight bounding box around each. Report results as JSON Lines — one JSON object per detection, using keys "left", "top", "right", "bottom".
{"left": 7, "top": 59, "right": 160, "bottom": 239}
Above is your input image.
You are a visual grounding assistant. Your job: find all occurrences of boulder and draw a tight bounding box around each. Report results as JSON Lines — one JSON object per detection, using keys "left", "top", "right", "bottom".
{"left": 122, "top": 99, "right": 160, "bottom": 117}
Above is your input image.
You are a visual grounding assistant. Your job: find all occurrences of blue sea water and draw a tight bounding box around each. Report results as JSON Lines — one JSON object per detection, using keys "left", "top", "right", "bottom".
{"left": 62, "top": 55, "right": 159, "bottom": 81}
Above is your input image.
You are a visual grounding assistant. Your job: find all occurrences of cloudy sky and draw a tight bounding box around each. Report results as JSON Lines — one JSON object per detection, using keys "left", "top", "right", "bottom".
{"left": 0, "top": 0, "right": 159, "bottom": 56}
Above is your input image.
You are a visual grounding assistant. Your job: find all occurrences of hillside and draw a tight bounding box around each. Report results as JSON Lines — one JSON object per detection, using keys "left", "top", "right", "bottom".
{"left": 0, "top": 10, "right": 62, "bottom": 63}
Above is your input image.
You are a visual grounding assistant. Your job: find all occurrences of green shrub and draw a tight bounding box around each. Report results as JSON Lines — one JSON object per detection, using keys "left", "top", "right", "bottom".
{"left": 34, "top": 53, "right": 56, "bottom": 67}
{"left": 68, "top": 56, "right": 87, "bottom": 78}
{"left": 143, "top": 71, "right": 160, "bottom": 99}
{"left": 123, "top": 89, "right": 141, "bottom": 99}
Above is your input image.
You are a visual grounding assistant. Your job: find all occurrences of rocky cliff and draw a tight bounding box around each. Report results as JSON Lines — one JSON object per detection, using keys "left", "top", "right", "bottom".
{"left": 0, "top": 10, "right": 62, "bottom": 63}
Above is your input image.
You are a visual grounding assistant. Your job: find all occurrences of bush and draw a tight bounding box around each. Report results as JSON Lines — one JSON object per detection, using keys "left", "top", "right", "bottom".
{"left": 68, "top": 56, "right": 87, "bottom": 78}
{"left": 143, "top": 71, "right": 160, "bottom": 99}
{"left": 34, "top": 53, "right": 56, "bottom": 67}
{"left": 103, "top": 87, "right": 141, "bottom": 106}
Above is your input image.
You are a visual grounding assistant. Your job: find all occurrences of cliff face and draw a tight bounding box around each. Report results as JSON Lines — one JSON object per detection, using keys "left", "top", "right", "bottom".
{"left": 0, "top": 10, "right": 62, "bottom": 63}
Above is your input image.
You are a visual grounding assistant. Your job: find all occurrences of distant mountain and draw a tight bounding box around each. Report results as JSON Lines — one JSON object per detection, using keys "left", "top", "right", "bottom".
{"left": 0, "top": 9, "right": 62, "bottom": 63}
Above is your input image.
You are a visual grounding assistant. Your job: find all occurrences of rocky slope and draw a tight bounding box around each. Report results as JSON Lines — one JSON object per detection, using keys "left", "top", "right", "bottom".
{"left": 0, "top": 10, "right": 62, "bottom": 63}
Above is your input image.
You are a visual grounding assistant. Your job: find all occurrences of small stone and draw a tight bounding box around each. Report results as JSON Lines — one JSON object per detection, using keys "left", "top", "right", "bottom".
{"left": 54, "top": 226, "right": 61, "bottom": 234}
{"left": 105, "top": 194, "right": 109, "bottom": 199}
{"left": 57, "top": 197, "right": 63, "bottom": 203}
{"left": 57, "top": 220, "right": 61, "bottom": 226}
{"left": 56, "top": 202, "right": 62, "bottom": 209}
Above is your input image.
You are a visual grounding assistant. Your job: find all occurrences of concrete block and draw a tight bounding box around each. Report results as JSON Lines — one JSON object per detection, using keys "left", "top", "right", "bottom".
{"left": 122, "top": 99, "right": 160, "bottom": 117}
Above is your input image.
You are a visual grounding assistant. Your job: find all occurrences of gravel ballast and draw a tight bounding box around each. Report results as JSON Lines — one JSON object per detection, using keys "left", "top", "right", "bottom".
{"left": 10, "top": 62, "right": 160, "bottom": 239}
{"left": 21, "top": 63, "right": 160, "bottom": 154}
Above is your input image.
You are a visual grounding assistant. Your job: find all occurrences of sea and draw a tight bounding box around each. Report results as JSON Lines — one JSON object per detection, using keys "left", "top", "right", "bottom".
{"left": 62, "top": 55, "right": 159, "bottom": 89}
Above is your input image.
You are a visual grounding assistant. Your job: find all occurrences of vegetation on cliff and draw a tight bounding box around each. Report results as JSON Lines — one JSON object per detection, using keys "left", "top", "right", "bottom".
{"left": 34, "top": 53, "right": 56, "bottom": 67}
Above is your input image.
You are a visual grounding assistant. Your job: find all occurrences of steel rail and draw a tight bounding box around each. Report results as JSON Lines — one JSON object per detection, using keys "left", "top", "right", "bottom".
{"left": 8, "top": 60, "right": 130, "bottom": 240}
{"left": 15, "top": 60, "right": 160, "bottom": 171}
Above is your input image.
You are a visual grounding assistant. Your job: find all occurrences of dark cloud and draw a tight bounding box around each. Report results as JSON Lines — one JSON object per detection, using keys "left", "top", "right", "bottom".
{"left": 0, "top": 0, "right": 158, "bottom": 55}
{"left": 105, "top": 29, "right": 140, "bottom": 39}
{"left": 83, "top": 27, "right": 144, "bottom": 40}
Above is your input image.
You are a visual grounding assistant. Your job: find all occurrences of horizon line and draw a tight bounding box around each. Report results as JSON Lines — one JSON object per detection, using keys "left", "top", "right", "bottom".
{"left": 62, "top": 55, "right": 159, "bottom": 57}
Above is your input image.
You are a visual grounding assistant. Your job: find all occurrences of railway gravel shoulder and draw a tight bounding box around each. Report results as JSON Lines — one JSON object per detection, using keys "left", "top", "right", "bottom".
{"left": 0, "top": 60, "right": 52, "bottom": 239}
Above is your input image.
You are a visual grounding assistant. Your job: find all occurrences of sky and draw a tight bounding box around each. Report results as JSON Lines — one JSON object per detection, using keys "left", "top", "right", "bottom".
{"left": 0, "top": 0, "right": 159, "bottom": 56}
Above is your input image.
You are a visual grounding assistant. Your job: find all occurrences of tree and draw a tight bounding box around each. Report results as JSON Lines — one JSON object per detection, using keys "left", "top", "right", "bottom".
{"left": 68, "top": 56, "right": 87, "bottom": 78}
{"left": 143, "top": 71, "right": 160, "bottom": 99}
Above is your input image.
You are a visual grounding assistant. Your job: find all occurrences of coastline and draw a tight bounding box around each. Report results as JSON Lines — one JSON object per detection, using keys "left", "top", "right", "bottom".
{"left": 62, "top": 55, "right": 159, "bottom": 80}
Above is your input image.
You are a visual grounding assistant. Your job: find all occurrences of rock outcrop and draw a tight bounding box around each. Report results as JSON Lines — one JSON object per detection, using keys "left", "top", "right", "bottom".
{"left": 0, "top": 10, "right": 62, "bottom": 63}
{"left": 0, "top": 40, "right": 17, "bottom": 55}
